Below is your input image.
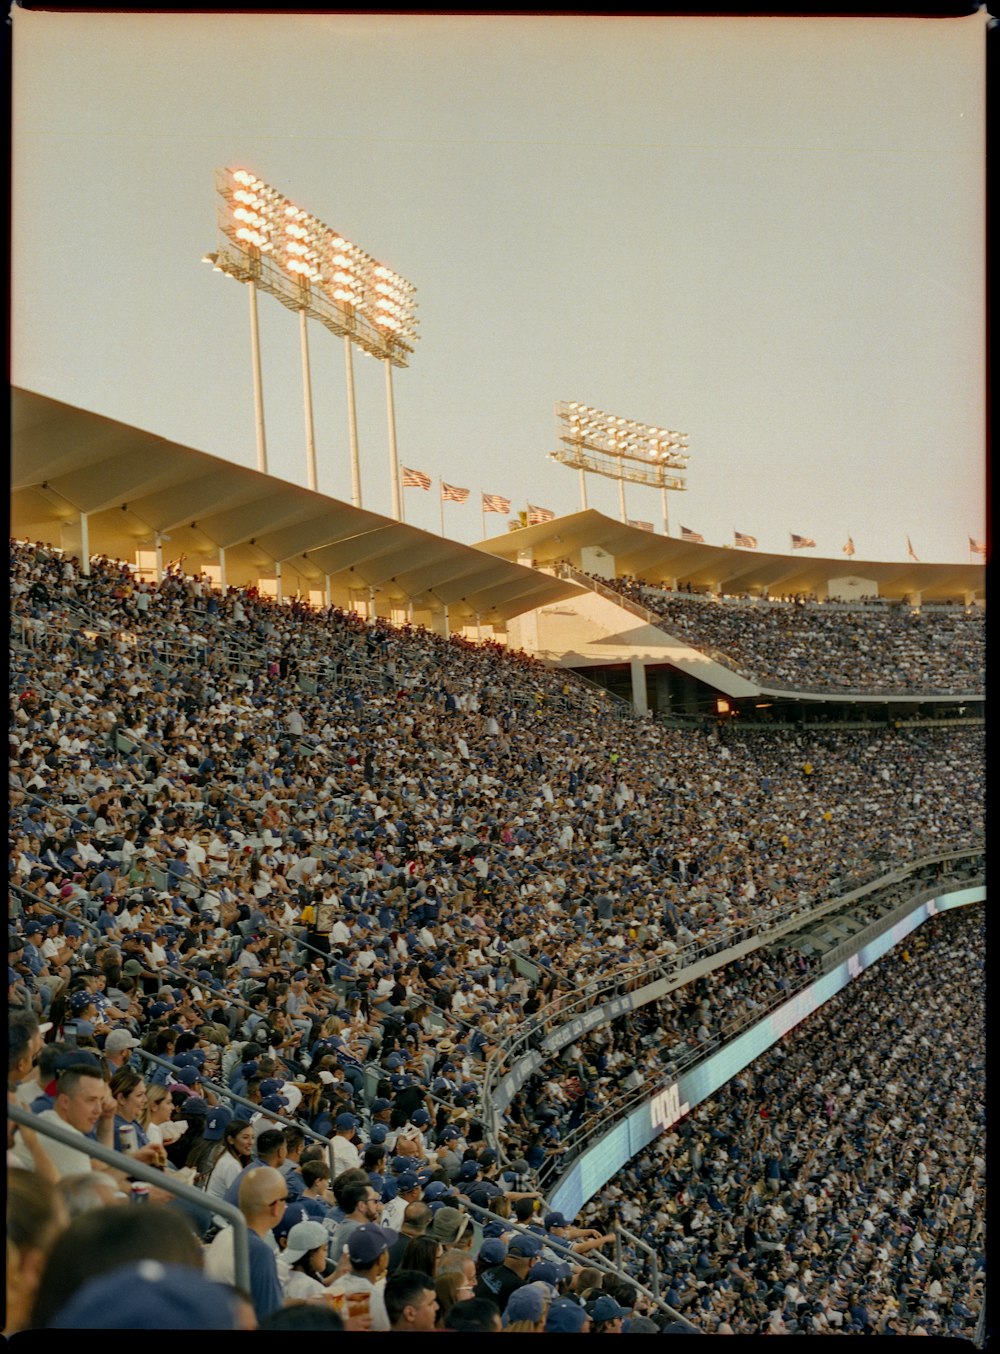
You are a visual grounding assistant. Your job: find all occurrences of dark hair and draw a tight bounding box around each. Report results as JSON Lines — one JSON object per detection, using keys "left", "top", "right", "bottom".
{"left": 331, "top": 1167, "right": 369, "bottom": 1208}
{"left": 340, "top": 1178, "right": 376, "bottom": 1214}
{"left": 302, "top": 1160, "right": 330, "bottom": 1189}
{"left": 30, "top": 1205, "right": 201, "bottom": 1327}
{"left": 259, "top": 1305, "right": 344, "bottom": 1330}
{"left": 442, "top": 1297, "right": 501, "bottom": 1332}
{"left": 255, "top": 1128, "right": 285, "bottom": 1160}
{"left": 384, "top": 1268, "right": 437, "bottom": 1326}
{"left": 400, "top": 1233, "right": 439, "bottom": 1279}
{"left": 55, "top": 1065, "right": 107, "bottom": 1098}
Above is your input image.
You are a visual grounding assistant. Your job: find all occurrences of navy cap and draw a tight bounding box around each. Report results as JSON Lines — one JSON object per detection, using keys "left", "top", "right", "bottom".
{"left": 371, "top": 1097, "right": 392, "bottom": 1113}
{"left": 335, "top": 1112, "right": 359, "bottom": 1132}
{"left": 347, "top": 1223, "right": 398, "bottom": 1267}
{"left": 545, "top": 1211, "right": 569, "bottom": 1230}
{"left": 48, "top": 1261, "right": 241, "bottom": 1330}
{"left": 478, "top": 1237, "right": 508, "bottom": 1266}
{"left": 507, "top": 1233, "right": 543, "bottom": 1258}
{"left": 459, "top": 1161, "right": 481, "bottom": 1180}
{"left": 590, "top": 1295, "right": 632, "bottom": 1322}
{"left": 423, "top": 1180, "right": 453, "bottom": 1202}
{"left": 203, "top": 1107, "right": 233, "bottom": 1141}
{"left": 546, "top": 1298, "right": 589, "bottom": 1334}
{"left": 396, "top": 1172, "right": 420, "bottom": 1192}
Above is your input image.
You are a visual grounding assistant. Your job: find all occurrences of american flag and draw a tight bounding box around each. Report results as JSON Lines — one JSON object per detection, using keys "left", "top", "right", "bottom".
{"left": 401, "top": 466, "right": 431, "bottom": 490}
{"left": 482, "top": 493, "right": 511, "bottom": 514}
{"left": 679, "top": 525, "right": 704, "bottom": 544}
{"left": 527, "top": 504, "right": 555, "bottom": 525}
{"left": 628, "top": 519, "right": 654, "bottom": 533}
{"left": 842, "top": 536, "right": 856, "bottom": 558}
{"left": 969, "top": 536, "right": 986, "bottom": 557}
{"left": 907, "top": 536, "right": 919, "bottom": 562}
{"left": 734, "top": 530, "right": 757, "bottom": 550}
{"left": 441, "top": 482, "right": 470, "bottom": 504}
{"left": 790, "top": 533, "right": 816, "bottom": 549}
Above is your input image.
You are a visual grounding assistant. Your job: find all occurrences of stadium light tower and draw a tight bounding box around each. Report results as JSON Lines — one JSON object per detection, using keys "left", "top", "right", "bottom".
{"left": 551, "top": 402, "right": 689, "bottom": 533}
{"left": 203, "top": 168, "right": 419, "bottom": 512}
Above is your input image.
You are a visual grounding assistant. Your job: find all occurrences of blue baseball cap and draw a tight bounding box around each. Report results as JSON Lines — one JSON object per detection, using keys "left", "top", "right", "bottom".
{"left": 546, "top": 1298, "right": 589, "bottom": 1333}
{"left": 49, "top": 1261, "right": 241, "bottom": 1329}
{"left": 478, "top": 1237, "right": 507, "bottom": 1265}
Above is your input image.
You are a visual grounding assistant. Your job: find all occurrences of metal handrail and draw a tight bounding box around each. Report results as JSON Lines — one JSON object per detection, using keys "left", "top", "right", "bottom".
{"left": 6, "top": 1101, "right": 251, "bottom": 1291}
{"left": 134, "top": 1049, "right": 338, "bottom": 1182}
{"left": 480, "top": 847, "right": 984, "bottom": 1139}
{"left": 615, "top": 1221, "right": 661, "bottom": 1305}
{"left": 459, "top": 1196, "right": 697, "bottom": 1331}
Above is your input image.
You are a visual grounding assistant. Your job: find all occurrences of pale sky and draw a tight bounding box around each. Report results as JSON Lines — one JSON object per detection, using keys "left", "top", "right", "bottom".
{"left": 11, "top": 11, "right": 988, "bottom": 562}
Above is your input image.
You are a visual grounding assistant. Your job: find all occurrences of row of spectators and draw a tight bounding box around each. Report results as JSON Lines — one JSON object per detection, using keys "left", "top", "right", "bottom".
{"left": 587, "top": 572, "right": 984, "bottom": 694}
{"left": 574, "top": 905, "right": 985, "bottom": 1338}
{"left": 7, "top": 538, "right": 985, "bottom": 1330}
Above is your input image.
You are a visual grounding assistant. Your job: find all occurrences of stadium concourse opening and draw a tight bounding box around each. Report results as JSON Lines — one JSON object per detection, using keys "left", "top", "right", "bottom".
{"left": 8, "top": 394, "right": 984, "bottom": 1336}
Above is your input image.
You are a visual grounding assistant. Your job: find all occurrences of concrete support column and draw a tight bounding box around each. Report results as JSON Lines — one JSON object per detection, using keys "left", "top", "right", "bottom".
{"left": 630, "top": 656, "right": 649, "bottom": 716}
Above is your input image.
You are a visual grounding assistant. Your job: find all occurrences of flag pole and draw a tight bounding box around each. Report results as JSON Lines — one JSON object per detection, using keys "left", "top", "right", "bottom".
{"left": 480, "top": 490, "right": 485, "bottom": 542}
{"left": 439, "top": 479, "right": 445, "bottom": 538}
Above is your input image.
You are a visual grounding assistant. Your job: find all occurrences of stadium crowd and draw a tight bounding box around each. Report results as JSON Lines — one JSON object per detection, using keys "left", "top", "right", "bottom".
{"left": 7, "top": 538, "right": 985, "bottom": 1331}
{"left": 587, "top": 572, "right": 984, "bottom": 695}
{"left": 576, "top": 906, "right": 985, "bottom": 1338}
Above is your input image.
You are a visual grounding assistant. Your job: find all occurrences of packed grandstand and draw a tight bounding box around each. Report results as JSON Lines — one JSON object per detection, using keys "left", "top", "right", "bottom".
{"left": 7, "top": 532, "right": 985, "bottom": 1334}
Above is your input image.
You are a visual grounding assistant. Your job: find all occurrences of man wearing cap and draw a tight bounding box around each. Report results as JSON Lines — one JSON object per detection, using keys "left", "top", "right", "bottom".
{"left": 10, "top": 1060, "right": 159, "bottom": 1184}
{"left": 428, "top": 1205, "right": 472, "bottom": 1249}
{"left": 544, "top": 1210, "right": 617, "bottom": 1257}
{"left": 102, "top": 1027, "right": 140, "bottom": 1074}
{"left": 325, "top": 1223, "right": 396, "bottom": 1331}
{"left": 545, "top": 1297, "right": 592, "bottom": 1334}
{"left": 382, "top": 1171, "right": 423, "bottom": 1233}
{"left": 474, "top": 1231, "right": 542, "bottom": 1315}
{"left": 588, "top": 1293, "right": 632, "bottom": 1332}
{"left": 330, "top": 1111, "right": 363, "bottom": 1179}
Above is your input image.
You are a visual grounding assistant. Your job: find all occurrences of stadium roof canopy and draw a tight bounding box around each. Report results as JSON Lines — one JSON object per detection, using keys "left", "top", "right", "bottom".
{"left": 478, "top": 510, "right": 984, "bottom": 604}
{"left": 10, "top": 387, "right": 585, "bottom": 626}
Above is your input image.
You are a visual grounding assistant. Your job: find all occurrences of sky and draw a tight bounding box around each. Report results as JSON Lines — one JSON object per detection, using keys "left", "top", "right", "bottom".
{"left": 11, "top": 10, "right": 988, "bottom": 563}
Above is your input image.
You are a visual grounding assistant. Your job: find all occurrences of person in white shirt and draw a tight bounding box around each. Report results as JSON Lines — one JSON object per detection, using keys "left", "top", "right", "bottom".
{"left": 283, "top": 1220, "right": 333, "bottom": 1302}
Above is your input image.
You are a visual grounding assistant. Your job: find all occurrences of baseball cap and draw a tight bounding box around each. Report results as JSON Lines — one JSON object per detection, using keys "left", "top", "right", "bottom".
{"left": 347, "top": 1224, "right": 398, "bottom": 1267}
{"left": 285, "top": 1220, "right": 330, "bottom": 1265}
{"left": 544, "top": 1211, "right": 569, "bottom": 1230}
{"left": 507, "top": 1234, "right": 543, "bottom": 1258}
{"left": 477, "top": 1238, "right": 508, "bottom": 1266}
{"left": 423, "top": 1181, "right": 454, "bottom": 1203}
{"left": 49, "top": 1261, "right": 241, "bottom": 1329}
{"left": 203, "top": 1107, "right": 233, "bottom": 1141}
{"left": 504, "top": 1285, "right": 546, "bottom": 1327}
{"left": 335, "top": 1112, "right": 359, "bottom": 1132}
{"left": 546, "top": 1298, "right": 589, "bottom": 1333}
{"left": 589, "top": 1295, "right": 632, "bottom": 1322}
